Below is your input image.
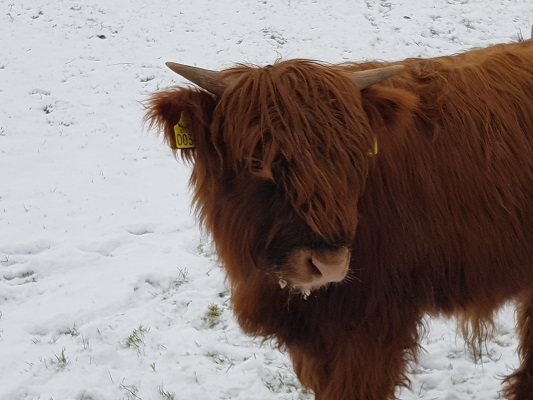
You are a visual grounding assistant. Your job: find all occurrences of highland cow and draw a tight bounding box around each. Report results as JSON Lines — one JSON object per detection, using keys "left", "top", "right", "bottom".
{"left": 146, "top": 39, "right": 533, "bottom": 399}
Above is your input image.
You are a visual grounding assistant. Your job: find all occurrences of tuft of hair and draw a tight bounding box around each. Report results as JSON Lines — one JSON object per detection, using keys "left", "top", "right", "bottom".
{"left": 457, "top": 309, "right": 496, "bottom": 362}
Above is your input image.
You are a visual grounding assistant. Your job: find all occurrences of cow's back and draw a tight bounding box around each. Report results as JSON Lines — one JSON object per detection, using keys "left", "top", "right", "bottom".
{"left": 356, "top": 39, "right": 533, "bottom": 312}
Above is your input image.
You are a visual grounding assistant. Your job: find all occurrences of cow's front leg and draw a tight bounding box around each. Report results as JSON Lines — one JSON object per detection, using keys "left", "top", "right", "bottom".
{"left": 502, "top": 291, "right": 533, "bottom": 399}
{"left": 288, "top": 320, "right": 420, "bottom": 400}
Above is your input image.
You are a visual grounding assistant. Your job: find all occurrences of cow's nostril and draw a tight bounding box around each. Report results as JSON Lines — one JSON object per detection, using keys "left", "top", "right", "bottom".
{"left": 310, "top": 249, "right": 350, "bottom": 284}
{"left": 307, "top": 258, "right": 322, "bottom": 277}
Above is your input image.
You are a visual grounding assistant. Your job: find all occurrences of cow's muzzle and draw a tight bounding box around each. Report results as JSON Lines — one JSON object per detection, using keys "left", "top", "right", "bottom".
{"left": 280, "top": 246, "right": 351, "bottom": 295}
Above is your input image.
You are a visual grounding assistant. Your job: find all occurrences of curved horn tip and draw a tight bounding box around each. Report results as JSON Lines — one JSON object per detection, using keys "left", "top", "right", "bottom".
{"left": 165, "top": 61, "right": 185, "bottom": 74}
{"left": 349, "top": 64, "right": 405, "bottom": 90}
{"left": 164, "top": 62, "right": 227, "bottom": 96}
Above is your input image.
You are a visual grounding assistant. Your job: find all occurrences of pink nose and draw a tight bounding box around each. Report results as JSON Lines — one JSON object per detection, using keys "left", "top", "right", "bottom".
{"left": 309, "top": 247, "right": 351, "bottom": 285}
{"left": 310, "top": 248, "right": 351, "bottom": 283}
{"left": 280, "top": 247, "right": 352, "bottom": 291}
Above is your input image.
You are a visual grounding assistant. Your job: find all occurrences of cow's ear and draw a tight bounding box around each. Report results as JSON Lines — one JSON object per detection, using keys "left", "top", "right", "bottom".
{"left": 144, "top": 88, "right": 216, "bottom": 159}
{"left": 361, "top": 85, "right": 418, "bottom": 139}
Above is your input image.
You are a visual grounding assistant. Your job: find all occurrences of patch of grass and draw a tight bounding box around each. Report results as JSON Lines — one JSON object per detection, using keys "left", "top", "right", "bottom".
{"left": 60, "top": 324, "right": 79, "bottom": 337}
{"left": 204, "top": 304, "right": 223, "bottom": 328}
{"left": 263, "top": 365, "right": 306, "bottom": 395}
{"left": 143, "top": 268, "right": 189, "bottom": 298}
{"left": 123, "top": 325, "right": 149, "bottom": 349}
{"left": 158, "top": 386, "right": 176, "bottom": 400}
{"left": 52, "top": 348, "right": 69, "bottom": 370}
{"left": 206, "top": 352, "right": 235, "bottom": 367}
{"left": 516, "top": 27, "right": 532, "bottom": 42}
{"left": 81, "top": 335, "right": 91, "bottom": 350}
{"left": 120, "top": 382, "right": 143, "bottom": 400}
{"left": 173, "top": 268, "right": 189, "bottom": 288}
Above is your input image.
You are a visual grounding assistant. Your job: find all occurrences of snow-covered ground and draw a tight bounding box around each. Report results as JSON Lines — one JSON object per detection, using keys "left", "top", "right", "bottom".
{"left": 1, "top": 1, "right": 532, "bottom": 399}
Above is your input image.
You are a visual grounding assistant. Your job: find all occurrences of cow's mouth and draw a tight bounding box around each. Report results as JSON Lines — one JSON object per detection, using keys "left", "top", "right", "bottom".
{"left": 277, "top": 246, "right": 351, "bottom": 296}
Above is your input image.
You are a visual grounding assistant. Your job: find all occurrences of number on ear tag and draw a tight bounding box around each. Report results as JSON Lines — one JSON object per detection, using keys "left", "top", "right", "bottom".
{"left": 174, "top": 113, "right": 195, "bottom": 149}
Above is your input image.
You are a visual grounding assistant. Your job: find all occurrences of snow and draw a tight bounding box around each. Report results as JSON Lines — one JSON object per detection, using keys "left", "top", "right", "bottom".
{"left": 1, "top": 0, "right": 532, "bottom": 399}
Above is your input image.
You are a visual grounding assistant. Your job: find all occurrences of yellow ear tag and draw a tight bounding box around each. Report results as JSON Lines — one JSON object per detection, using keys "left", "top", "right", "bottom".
{"left": 368, "top": 137, "right": 378, "bottom": 157}
{"left": 174, "top": 113, "right": 195, "bottom": 149}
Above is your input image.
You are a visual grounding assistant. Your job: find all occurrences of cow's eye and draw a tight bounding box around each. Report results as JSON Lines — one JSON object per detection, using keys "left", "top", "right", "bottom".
{"left": 250, "top": 159, "right": 263, "bottom": 172}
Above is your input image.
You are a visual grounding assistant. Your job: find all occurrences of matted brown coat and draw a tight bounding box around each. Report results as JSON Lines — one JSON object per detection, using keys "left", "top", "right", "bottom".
{"left": 146, "top": 39, "right": 533, "bottom": 399}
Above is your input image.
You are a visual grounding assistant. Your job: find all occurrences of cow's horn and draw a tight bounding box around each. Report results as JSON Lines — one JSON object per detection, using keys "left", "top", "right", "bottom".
{"left": 348, "top": 65, "right": 405, "bottom": 89}
{"left": 165, "top": 62, "right": 227, "bottom": 96}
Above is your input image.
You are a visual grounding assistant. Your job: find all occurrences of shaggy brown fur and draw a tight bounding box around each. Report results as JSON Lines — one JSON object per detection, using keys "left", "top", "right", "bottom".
{"left": 146, "top": 39, "right": 533, "bottom": 399}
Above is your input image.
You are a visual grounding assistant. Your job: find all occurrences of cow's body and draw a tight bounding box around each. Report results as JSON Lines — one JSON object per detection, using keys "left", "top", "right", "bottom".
{"left": 147, "top": 39, "right": 533, "bottom": 399}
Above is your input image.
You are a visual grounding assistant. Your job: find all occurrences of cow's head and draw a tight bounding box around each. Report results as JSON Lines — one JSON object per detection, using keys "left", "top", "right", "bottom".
{"left": 146, "top": 60, "right": 404, "bottom": 296}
